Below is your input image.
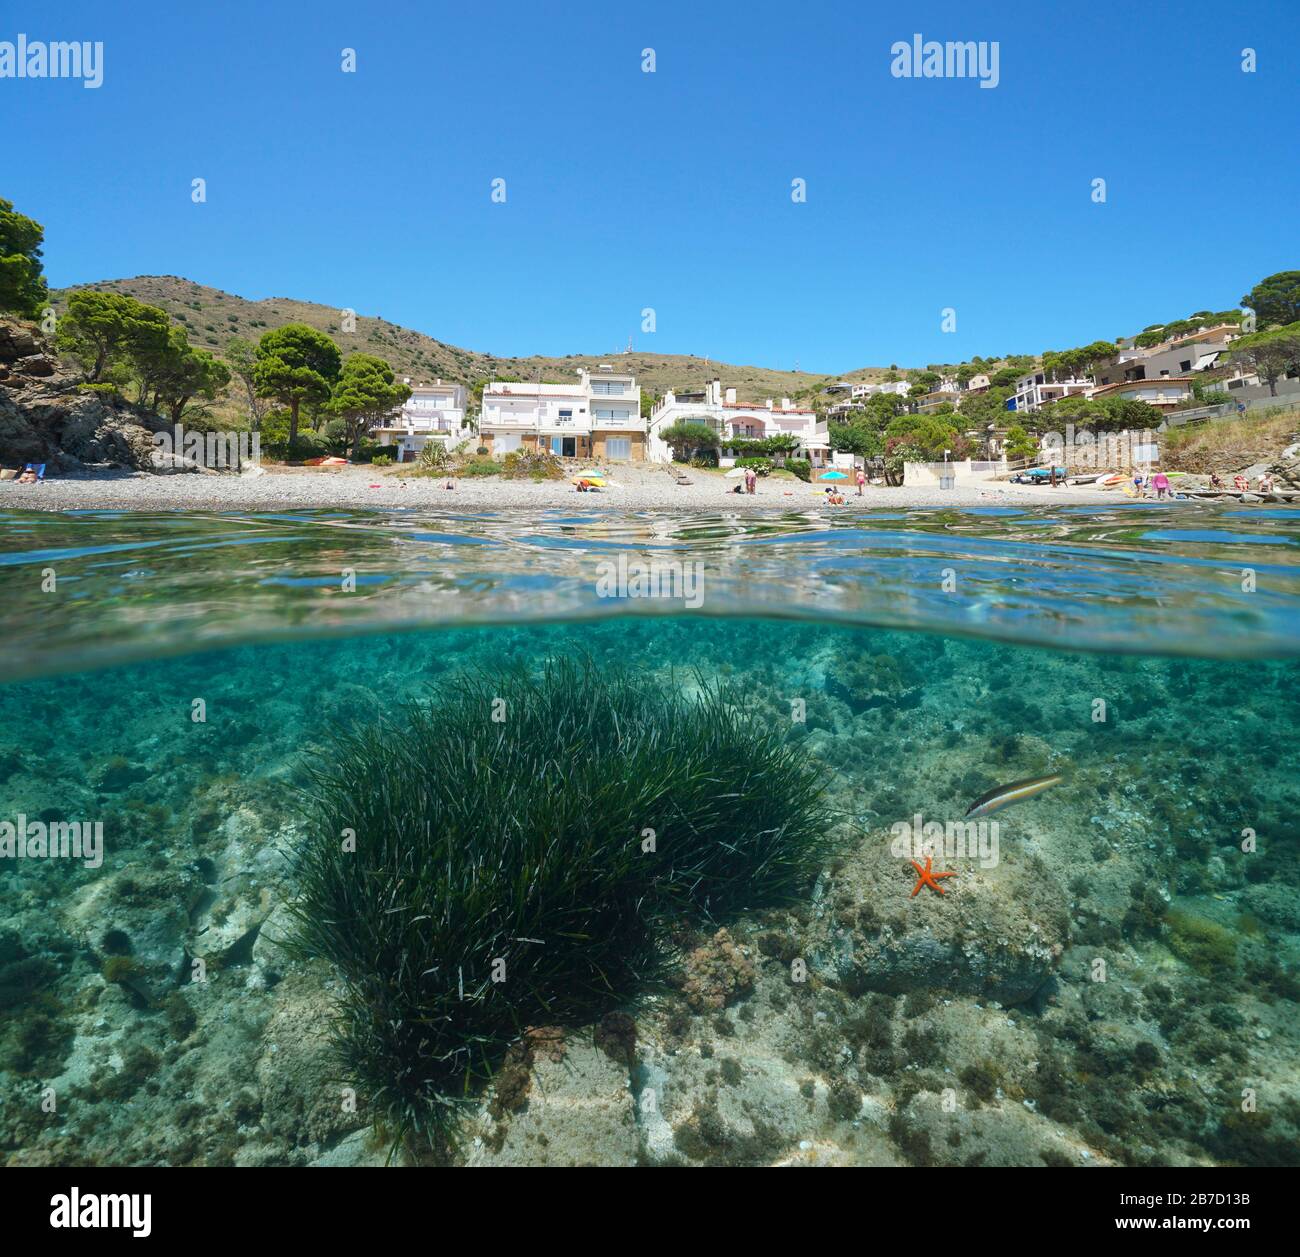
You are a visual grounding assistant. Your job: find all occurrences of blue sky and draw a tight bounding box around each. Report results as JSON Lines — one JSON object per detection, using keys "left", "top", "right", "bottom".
{"left": 5, "top": 0, "right": 1298, "bottom": 373}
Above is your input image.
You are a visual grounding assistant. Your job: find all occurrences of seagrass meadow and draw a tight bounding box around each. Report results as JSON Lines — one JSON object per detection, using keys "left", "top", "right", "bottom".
{"left": 287, "top": 655, "right": 833, "bottom": 1151}
{"left": 0, "top": 505, "right": 1298, "bottom": 1166}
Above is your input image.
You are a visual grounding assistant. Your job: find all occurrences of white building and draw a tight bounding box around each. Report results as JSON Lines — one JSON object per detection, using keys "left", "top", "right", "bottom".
{"left": 374, "top": 380, "right": 470, "bottom": 462}
{"left": 853, "top": 380, "right": 910, "bottom": 399}
{"left": 1087, "top": 378, "right": 1195, "bottom": 411}
{"left": 479, "top": 365, "right": 645, "bottom": 460}
{"left": 1009, "top": 371, "right": 1093, "bottom": 413}
{"left": 647, "top": 380, "right": 832, "bottom": 466}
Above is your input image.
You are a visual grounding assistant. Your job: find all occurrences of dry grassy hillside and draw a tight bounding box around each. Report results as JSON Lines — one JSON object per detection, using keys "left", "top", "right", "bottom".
{"left": 50, "top": 276, "right": 894, "bottom": 415}
{"left": 1162, "top": 409, "right": 1300, "bottom": 474}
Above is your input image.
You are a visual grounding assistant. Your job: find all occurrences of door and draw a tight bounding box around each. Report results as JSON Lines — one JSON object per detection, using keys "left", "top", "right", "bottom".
{"left": 562, "top": 437, "right": 576, "bottom": 458}
{"left": 605, "top": 437, "right": 631, "bottom": 460}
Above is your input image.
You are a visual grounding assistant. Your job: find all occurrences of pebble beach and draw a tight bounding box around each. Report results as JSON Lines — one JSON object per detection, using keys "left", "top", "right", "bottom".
{"left": 4, "top": 463, "right": 1121, "bottom": 513}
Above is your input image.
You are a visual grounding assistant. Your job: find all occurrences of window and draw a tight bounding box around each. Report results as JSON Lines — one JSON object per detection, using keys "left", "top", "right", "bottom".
{"left": 592, "top": 380, "right": 626, "bottom": 395}
{"left": 605, "top": 437, "right": 631, "bottom": 460}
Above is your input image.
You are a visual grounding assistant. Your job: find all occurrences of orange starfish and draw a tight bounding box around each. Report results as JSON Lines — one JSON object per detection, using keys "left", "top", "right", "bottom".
{"left": 910, "top": 856, "right": 956, "bottom": 897}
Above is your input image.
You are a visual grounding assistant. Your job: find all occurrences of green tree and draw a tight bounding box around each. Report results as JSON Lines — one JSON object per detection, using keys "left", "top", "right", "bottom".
{"left": 254, "top": 323, "right": 342, "bottom": 448}
{"left": 124, "top": 316, "right": 183, "bottom": 406}
{"left": 56, "top": 291, "right": 170, "bottom": 382}
{"left": 885, "top": 413, "right": 970, "bottom": 459}
{"left": 1242, "top": 271, "right": 1300, "bottom": 329}
{"left": 226, "top": 336, "right": 269, "bottom": 430}
{"left": 329, "top": 353, "right": 411, "bottom": 455}
{"left": 827, "top": 420, "right": 883, "bottom": 458}
{"left": 658, "top": 419, "right": 719, "bottom": 461}
{"left": 0, "top": 198, "right": 47, "bottom": 317}
{"left": 855, "top": 393, "right": 902, "bottom": 429}
{"left": 153, "top": 331, "right": 231, "bottom": 423}
{"left": 1004, "top": 424, "right": 1036, "bottom": 460}
{"left": 1039, "top": 393, "right": 1161, "bottom": 432}
{"left": 959, "top": 385, "right": 1013, "bottom": 428}
{"left": 1081, "top": 340, "right": 1117, "bottom": 372}
{"left": 1229, "top": 323, "right": 1300, "bottom": 396}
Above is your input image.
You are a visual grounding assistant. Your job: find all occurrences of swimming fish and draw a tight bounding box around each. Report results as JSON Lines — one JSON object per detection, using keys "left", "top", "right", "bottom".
{"left": 965, "top": 773, "right": 1063, "bottom": 818}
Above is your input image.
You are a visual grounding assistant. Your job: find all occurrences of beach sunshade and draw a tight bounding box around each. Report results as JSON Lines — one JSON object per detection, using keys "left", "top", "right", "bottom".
{"left": 725, "top": 467, "right": 746, "bottom": 478}
{"left": 820, "top": 470, "right": 847, "bottom": 480}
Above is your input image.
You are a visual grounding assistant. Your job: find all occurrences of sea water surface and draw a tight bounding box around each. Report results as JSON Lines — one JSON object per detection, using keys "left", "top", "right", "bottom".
{"left": 1, "top": 503, "right": 1297, "bottom": 1166}
{"left": 0, "top": 502, "right": 1299, "bottom": 677}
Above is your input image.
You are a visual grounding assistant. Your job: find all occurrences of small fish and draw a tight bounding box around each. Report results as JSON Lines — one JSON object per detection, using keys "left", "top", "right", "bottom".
{"left": 965, "top": 773, "right": 1063, "bottom": 818}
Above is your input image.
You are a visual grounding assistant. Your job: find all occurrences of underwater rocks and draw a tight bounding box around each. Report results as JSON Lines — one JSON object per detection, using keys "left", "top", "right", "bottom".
{"left": 255, "top": 973, "right": 367, "bottom": 1153}
{"left": 681, "top": 929, "right": 756, "bottom": 1012}
{"left": 887, "top": 1087, "right": 1113, "bottom": 1168}
{"left": 469, "top": 1036, "right": 638, "bottom": 1167}
{"left": 1240, "top": 883, "right": 1300, "bottom": 933}
{"left": 65, "top": 866, "right": 204, "bottom": 993}
{"left": 635, "top": 1035, "right": 847, "bottom": 1167}
{"left": 92, "top": 757, "right": 149, "bottom": 793}
{"left": 807, "top": 839, "right": 1069, "bottom": 1006}
{"left": 825, "top": 652, "right": 922, "bottom": 714}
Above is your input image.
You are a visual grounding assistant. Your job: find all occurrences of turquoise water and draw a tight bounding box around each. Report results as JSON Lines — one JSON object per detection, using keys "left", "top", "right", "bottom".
{"left": 1, "top": 505, "right": 1298, "bottom": 1166}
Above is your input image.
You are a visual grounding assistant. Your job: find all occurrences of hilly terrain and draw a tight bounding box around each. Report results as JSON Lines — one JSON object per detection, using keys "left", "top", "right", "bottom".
{"left": 50, "top": 276, "right": 896, "bottom": 416}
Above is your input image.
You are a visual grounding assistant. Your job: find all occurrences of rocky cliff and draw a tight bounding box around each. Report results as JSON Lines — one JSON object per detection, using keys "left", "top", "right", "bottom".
{"left": 0, "top": 318, "right": 176, "bottom": 472}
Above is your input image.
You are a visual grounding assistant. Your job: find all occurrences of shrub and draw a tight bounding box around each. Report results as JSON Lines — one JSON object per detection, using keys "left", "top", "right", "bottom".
{"left": 371, "top": 454, "right": 393, "bottom": 467}
{"left": 457, "top": 459, "right": 502, "bottom": 477}
{"left": 288, "top": 655, "right": 831, "bottom": 1152}
{"left": 501, "top": 448, "right": 564, "bottom": 480}
{"left": 476, "top": 446, "right": 489, "bottom": 456}
{"left": 418, "top": 442, "right": 451, "bottom": 473}
{"left": 786, "top": 459, "right": 812, "bottom": 482}
{"left": 660, "top": 420, "right": 719, "bottom": 462}
{"left": 733, "top": 457, "right": 773, "bottom": 475}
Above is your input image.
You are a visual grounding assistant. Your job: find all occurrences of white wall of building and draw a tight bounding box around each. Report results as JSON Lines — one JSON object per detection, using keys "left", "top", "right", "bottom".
{"left": 647, "top": 383, "right": 830, "bottom": 465}
{"left": 480, "top": 367, "right": 643, "bottom": 438}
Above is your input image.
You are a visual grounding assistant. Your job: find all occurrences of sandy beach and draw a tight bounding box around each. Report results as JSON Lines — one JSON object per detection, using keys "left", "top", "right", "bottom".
{"left": 4, "top": 462, "right": 1124, "bottom": 512}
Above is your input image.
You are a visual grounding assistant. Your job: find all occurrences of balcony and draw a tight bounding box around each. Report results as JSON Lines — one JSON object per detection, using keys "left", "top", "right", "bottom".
{"left": 591, "top": 411, "right": 645, "bottom": 431}
{"left": 387, "top": 409, "right": 466, "bottom": 433}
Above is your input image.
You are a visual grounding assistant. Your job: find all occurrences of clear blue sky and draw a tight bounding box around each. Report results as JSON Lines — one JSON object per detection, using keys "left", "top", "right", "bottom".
{"left": 6, "top": 0, "right": 1298, "bottom": 373}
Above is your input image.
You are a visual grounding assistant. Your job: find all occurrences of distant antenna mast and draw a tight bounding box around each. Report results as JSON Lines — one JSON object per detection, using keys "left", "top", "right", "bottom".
{"left": 625, "top": 335, "right": 633, "bottom": 354}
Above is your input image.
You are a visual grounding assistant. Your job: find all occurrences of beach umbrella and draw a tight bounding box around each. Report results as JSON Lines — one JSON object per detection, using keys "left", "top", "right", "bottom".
{"left": 725, "top": 467, "right": 746, "bottom": 478}
{"left": 820, "top": 470, "right": 847, "bottom": 480}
